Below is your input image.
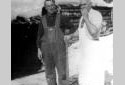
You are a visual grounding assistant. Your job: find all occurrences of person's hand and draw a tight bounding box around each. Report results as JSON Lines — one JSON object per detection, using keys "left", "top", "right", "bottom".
{"left": 38, "top": 48, "right": 42, "bottom": 60}
{"left": 65, "top": 29, "right": 70, "bottom": 35}
{"left": 81, "top": 8, "right": 89, "bottom": 19}
{"left": 101, "top": 21, "right": 107, "bottom": 33}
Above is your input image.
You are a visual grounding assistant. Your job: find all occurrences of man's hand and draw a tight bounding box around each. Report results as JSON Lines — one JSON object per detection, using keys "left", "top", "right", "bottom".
{"left": 65, "top": 29, "right": 70, "bottom": 35}
{"left": 38, "top": 48, "right": 42, "bottom": 60}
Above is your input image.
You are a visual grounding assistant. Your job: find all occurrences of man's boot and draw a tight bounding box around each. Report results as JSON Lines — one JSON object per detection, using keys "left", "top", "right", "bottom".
{"left": 46, "top": 78, "right": 57, "bottom": 85}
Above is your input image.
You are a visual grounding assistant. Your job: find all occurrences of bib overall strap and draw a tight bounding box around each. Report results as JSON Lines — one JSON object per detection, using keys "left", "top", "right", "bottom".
{"left": 42, "top": 15, "right": 48, "bottom": 29}
{"left": 55, "top": 13, "right": 60, "bottom": 28}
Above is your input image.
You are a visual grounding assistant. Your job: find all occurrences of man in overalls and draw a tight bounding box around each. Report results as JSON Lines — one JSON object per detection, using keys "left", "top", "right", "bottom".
{"left": 36, "top": 0, "right": 75, "bottom": 85}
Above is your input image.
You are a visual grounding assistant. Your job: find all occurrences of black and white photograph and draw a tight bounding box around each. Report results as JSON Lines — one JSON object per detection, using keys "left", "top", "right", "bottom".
{"left": 11, "top": 0, "right": 113, "bottom": 85}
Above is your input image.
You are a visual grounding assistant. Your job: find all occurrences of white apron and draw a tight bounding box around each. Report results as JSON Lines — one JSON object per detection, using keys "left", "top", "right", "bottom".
{"left": 68, "top": 9, "right": 113, "bottom": 85}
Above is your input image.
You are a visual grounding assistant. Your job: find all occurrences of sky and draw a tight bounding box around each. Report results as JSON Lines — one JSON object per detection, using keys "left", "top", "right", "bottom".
{"left": 11, "top": 0, "right": 113, "bottom": 20}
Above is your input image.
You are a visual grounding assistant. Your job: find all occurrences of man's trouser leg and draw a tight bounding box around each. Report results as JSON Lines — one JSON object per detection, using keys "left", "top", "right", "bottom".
{"left": 55, "top": 46, "right": 68, "bottom": 85}
{"left": 42, "top": 47, "right": 57, "bottom": 85}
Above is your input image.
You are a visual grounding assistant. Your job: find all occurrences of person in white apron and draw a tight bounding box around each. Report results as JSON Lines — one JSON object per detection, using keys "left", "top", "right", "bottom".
{"left": 77, "top": 0, "right": 113, "bottom": 85}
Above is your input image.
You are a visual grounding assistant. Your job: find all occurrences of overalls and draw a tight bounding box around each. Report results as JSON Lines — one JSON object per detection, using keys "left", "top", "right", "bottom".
{"left": 40, "top": 14, "right": 67, "bottom": 85}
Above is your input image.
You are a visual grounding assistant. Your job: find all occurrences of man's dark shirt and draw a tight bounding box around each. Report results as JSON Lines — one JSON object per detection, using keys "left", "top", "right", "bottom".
{"left": 37, "top": 13, "right": 76, "bottom": 48}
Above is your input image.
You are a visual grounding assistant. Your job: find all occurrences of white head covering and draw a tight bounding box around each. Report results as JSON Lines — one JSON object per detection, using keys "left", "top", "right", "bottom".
{"left": 80, "top": 0, "right": 91, "bottom": 4}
